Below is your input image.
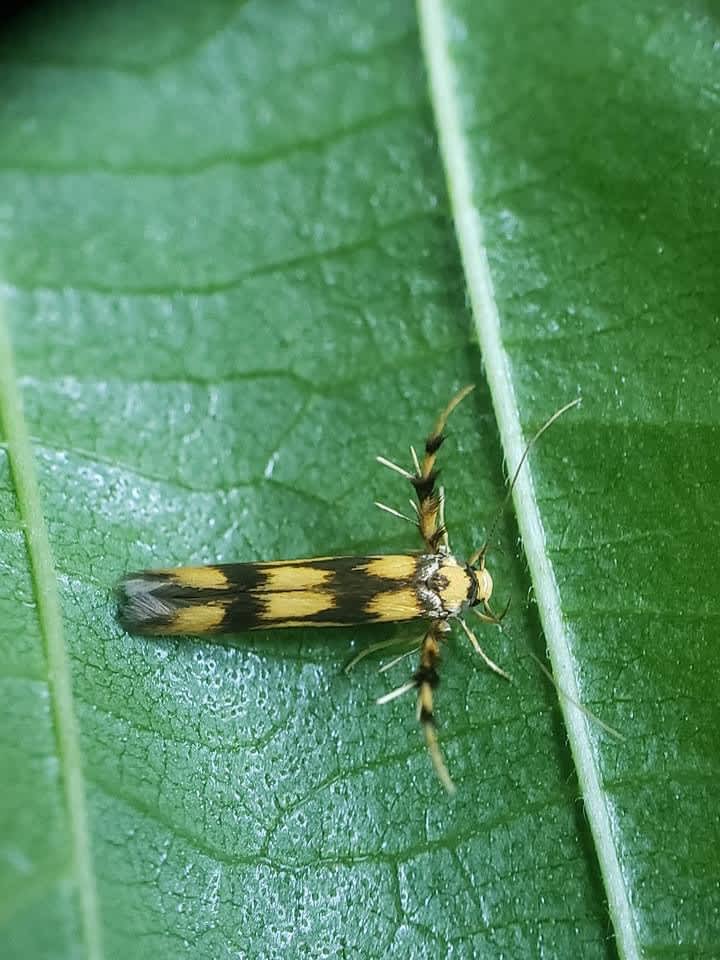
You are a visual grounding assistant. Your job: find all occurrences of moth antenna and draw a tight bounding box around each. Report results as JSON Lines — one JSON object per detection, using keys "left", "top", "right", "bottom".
{"left": 469, "top": 608, "right": 624, "bottom": 742}
{"left": 523, "top": 649, "right": 625, "bottom": 741}
{"left": 469, "top": 397, "right": 581, "bottom": 567}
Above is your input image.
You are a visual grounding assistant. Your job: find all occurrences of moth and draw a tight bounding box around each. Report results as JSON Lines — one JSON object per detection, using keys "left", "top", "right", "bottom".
{"left": 117, "top": 386, "right": 576, "bottom": 791}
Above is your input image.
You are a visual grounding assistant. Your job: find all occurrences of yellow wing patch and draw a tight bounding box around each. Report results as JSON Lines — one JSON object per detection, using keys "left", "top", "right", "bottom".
{"left": 259, "top": 590, "right": 336, "bottom": 623}
{"left": 365, "top": 586, "right": 423, "bottom": 623}
{"left": 156, "top": 603, "right": 227, "bottom": 635}
{"left": 262, "top": 564, "right": 332, "bottom": 591}
{"left": 364, "top": 555, "right": 419, "bottom": 581}
{"left": 159, "top": 566, "right": 230, "bottom": 590}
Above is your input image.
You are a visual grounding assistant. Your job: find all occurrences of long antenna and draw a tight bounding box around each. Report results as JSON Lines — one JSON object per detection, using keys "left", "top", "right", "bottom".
{"left": 468, "top": 397, "right": 581, "bottom": 567}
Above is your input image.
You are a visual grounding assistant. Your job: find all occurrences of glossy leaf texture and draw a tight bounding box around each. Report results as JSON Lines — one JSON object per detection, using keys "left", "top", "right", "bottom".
{"left": 418, "top": 0, "right": 720, "bottom": 956}
{"left": 0, "top": 2, "right": 715, "bottom": 959}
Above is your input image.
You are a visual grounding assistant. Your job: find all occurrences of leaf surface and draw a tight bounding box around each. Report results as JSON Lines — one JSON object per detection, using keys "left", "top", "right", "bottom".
{"left": 418, "top": 0, "right": 720, "bottom": 956}
{"left": 2, "top": 1, "right": 716, "bottom": 958}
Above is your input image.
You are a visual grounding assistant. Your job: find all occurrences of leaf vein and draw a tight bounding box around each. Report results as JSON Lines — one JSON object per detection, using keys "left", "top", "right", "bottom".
{"left": 0, "top": 310, "right": 104, "bottom": 957}
{"left": 416, "top": 2, "right": 642, "bottom": 957}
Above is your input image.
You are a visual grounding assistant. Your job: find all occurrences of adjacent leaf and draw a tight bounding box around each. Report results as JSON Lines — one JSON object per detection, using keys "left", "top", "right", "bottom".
{"left": 418, "top": 0, "right": 720, "bottom": 956}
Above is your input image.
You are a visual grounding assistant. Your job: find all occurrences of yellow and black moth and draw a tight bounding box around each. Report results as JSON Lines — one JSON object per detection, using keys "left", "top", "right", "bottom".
{"left": 118, "top": 386, "right": 576, "bottom": 791}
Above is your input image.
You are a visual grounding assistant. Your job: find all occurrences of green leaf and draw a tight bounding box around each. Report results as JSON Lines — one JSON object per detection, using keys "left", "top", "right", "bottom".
{"left": 1, "top": 2, "right": 715, "bottom": 959}
{"left": 418, "top": 0, "right": 720, "bottom": 956}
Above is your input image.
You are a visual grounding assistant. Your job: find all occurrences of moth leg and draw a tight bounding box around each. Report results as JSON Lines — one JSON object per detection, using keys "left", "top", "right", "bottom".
{"left": 456, "top": 617, "right": 511, "bottom": 681}
{"left": 414, "top": 385, "right": 475, "bottom": 552}
{"left": 376, "top": 385, "right": 474, "bottom": 554}
{"left": 344, "top": 635, "right": 417, "bottom": 674}
{"left": 379, "top": 644, "right": 422, "bottom": 674}
{"left": 415, "top": 620, "right": 455, "bottom": 793}
{"left": 373, "top": 501, "right": 416, "bottom": 525}
{"left": 437, "top": 485, "right": 450, "bottom": 551}
{"left": 375, "top": 621, "right": 454, "bottom": 791}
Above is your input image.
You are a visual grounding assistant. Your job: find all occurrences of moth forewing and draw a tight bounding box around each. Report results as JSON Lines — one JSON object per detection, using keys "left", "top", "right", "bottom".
{"left": 116, "top": 553, "right": 479, "bottom": 636}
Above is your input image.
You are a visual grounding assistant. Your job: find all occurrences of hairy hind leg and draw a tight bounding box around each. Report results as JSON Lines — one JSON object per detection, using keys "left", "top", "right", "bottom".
{"left": 376, "top": 385, "right": 474, "bottom": 554}
{"left": 375, "top": 618, "right": 456, "bottom": 793}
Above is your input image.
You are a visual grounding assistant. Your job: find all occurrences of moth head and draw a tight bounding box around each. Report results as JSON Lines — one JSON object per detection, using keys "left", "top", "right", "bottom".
{"left": 465, "top": 555, "right": 493, "bottom": 606}
{"left": 466, "top": 551, "right": 508, "bottom": 624}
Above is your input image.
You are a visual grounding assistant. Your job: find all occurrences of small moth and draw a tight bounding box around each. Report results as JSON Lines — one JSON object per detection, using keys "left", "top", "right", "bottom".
{"left": 117, "top": 386, "right": 577, "bottom": 792}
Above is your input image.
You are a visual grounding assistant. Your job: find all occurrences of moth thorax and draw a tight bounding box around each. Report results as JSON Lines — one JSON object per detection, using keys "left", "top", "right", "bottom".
{"left": 476, "top": 567, "right": 493, "bottom": 602}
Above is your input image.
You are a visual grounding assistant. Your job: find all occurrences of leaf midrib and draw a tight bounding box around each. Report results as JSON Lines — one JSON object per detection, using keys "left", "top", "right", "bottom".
{"left": 0, "top": 305, "right": 103, "bottom": 959}
{"left": 415, "top": 1, "right": 640, "bottom": 957}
